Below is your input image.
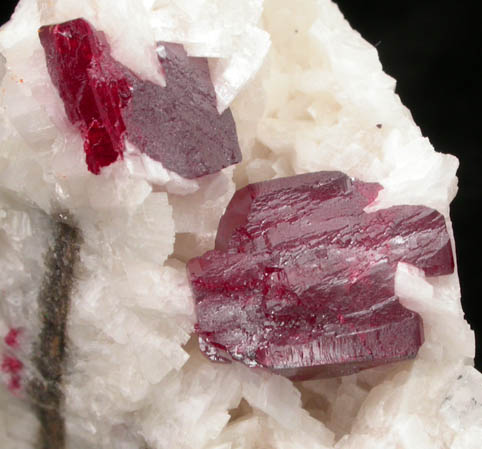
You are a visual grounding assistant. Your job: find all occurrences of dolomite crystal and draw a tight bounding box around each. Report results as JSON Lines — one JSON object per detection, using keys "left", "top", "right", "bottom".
{"left": 1, "top": 1, "right": 480, "bottom": 449}
{"left": 39, "top": 17, "right": 241, "bottom": 177}
{"left": 188, "top": 171, "right": 454, "bottom": 379}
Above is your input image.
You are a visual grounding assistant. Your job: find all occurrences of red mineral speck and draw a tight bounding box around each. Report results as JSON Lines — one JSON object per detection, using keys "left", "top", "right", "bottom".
{"left": 8, "top": 374, "right": 21, "bottom": 392}
{"left": 39, "top": 18, "right": 241, "bottom": 178}
{"left": 2, "top": 355, "right": 23, "bottom": 393}
{"left": 4, "top": 328, "right": 21, "bottom": 348}
{"left": 187, "top": 171, "right": 455, "bottom": 380}
{"left": 1, "top": 355, "right": 23, "bottom": 374}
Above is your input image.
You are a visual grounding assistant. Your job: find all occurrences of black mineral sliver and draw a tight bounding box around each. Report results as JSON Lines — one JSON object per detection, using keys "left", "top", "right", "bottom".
{"left": 29, "top": 213, "right": 81, "bottom": 449}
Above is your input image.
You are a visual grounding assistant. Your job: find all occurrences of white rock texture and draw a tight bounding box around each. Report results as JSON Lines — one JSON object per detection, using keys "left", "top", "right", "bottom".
{"left": 0, "top": 0, "right": 480, "bottom": 448}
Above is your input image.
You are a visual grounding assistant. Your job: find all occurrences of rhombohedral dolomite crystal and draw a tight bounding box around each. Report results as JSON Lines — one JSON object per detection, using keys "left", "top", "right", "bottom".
{"left": 0, "top": 1, "right": 480, "bottom": 449}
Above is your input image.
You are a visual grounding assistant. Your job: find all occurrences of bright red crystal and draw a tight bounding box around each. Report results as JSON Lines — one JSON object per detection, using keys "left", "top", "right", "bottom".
{"left": 187, "top": 171, "right": 455, "bottom": 380}
{"left": 39, "top": 18, "right": 131, "bottom": 174}
{"left": 39, "top": 18, "right": 241, "bottom": 178}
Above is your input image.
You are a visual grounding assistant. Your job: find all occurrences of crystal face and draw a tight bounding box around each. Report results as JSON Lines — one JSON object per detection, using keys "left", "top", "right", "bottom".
{"left": 125, "top": 42, "right": 242, "bottom": 179}
{"left": 187, "top": 171, "right": 455, "bottom": 380}
{"left": 39, "top": 18, "right": 241, "bottom": 178}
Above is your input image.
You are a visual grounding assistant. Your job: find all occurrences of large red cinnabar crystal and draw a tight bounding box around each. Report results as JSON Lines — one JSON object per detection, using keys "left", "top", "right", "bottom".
{"left": 39, "top": 18, "right": 241, "bottom": 177}
{"left": 187, "top": 171, "right": 454, "bottom": 379}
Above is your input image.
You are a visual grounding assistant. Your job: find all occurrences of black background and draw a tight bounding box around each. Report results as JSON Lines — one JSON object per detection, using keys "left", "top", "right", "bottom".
{"left": 1, "top": 1, "right": 480, "bottom": 370}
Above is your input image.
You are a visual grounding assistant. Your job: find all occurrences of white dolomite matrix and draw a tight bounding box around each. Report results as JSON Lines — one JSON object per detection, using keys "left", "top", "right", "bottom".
{"left": 0, "top": 1, "right": 479, "bottom": 448}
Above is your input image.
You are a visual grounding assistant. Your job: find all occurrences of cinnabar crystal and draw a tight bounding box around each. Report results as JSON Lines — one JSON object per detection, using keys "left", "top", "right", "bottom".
{"left": 125, "top": 43, "right": 242, "bottom": 178}
{"left": 187, "top": 171, "right": 454, "bottom": 380}
{"left": 39, "top": 18, "right": 241, "bottom": 178}
{"left": 39, "top": 18, "right": 130, "bottom": 174}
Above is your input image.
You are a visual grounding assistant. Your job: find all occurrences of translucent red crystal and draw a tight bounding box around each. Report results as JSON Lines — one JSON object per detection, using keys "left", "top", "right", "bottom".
{"left": 39, "top": 18, "right": 131, "bottom": 174}
{"left": 187, "top": 171, "right": 455, "bottom": 380}
{"left": 39, "top": 18, "right": 241, "bottom": 177}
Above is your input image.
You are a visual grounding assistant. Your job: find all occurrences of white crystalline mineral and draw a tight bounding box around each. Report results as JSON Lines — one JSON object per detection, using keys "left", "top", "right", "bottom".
{"left": 0, "top": 0, "right": 480, "bottom": 448}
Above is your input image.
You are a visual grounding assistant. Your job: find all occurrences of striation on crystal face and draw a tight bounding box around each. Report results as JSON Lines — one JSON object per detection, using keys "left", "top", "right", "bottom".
{"left": 187, "top": 171, "right": 455, "bottom": 380}
{"left": 39, "top": 18, "right": 241, "bottom": 178}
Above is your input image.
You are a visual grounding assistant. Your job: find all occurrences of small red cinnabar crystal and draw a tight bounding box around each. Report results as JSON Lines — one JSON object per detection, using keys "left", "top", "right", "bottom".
{"left": 39, "top": 18, "right": 241, "bottom": 178}
{"left": 187, "top": 171, "right": 455, "bottom": 380}
{"left": 39, "top": 18, "right": 131, "bottom": 174}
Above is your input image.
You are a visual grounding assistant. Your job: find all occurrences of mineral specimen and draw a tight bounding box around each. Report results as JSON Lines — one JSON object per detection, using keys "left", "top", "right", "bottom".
{"left": 39, "top": 18, "right": 241, "bottom": 177}
{"left": 1, "top": 1, "right": 480, "bottom": 449}
{"left": 188, "top": 171, "right": 454, "bottom": 379}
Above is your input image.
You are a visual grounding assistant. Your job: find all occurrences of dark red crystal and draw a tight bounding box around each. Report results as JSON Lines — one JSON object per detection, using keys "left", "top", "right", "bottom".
{"left": 39, "top": 18, "right": 241, "bottom": 178}
{"left": 124, "top": 43, "right": 242, "bottom": 178}
{"left": 187, "top": 171, "right": 455, "bottom": 380}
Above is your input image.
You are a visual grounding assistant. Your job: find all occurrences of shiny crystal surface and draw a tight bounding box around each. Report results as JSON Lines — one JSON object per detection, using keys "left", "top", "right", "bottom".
{"left": 187, "top": 171, "right": 455, "bottom": 380}
{"left": 39, "top": 18, "right": 131, "bottom": 174}
{"left": 39, "top": 18, "right": 241, "bottom": 178}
